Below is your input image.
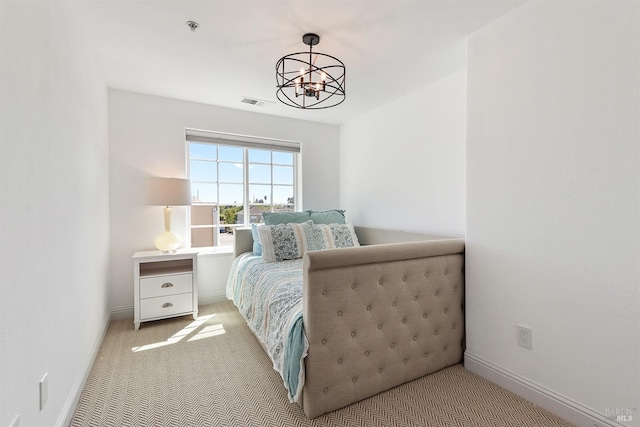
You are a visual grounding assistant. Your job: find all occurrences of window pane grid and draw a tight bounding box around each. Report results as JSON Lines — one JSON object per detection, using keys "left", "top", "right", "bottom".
{"left": 188, "top": 141, "right": 296, "bottom": 248}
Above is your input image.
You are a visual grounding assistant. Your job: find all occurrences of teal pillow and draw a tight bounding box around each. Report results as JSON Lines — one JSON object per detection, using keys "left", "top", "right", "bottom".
{"left": 251, "top": 223, "right": 262, "bottom": 256}
{"left": 263, "top": 211, "right": 311, "bottom": 225}
{"left": 306, "top": 209, "right": 346, "bottom": 225}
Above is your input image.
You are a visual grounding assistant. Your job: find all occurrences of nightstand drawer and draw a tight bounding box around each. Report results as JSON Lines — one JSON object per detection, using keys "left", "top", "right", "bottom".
{"left": 140, "top": 292, "right": 193, "bottom": 320}
{"left": 140, "top": 273, "right": 193, "bottom": 299}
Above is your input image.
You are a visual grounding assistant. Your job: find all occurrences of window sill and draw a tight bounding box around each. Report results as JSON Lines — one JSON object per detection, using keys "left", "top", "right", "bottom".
{"left": 194, "top": 246, "right": 234, "bottom": 257}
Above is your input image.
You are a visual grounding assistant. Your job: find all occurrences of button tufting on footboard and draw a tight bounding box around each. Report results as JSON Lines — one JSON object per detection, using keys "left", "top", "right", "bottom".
{"left": 299, "top": 245, "right": 465, "bottom": 418}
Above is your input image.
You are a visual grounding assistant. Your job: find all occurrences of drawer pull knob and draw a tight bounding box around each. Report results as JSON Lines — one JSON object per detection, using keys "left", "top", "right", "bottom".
{"left": 161, "top": 282, "right": 174, "bottom": 288}
{"left": 162, "top": 302, "right": 174, "bottom": 309}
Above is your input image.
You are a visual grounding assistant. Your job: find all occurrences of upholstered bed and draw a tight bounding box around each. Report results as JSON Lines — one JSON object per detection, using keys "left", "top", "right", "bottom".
{"left": 228, "top": 223, "right": 465, "bottom": 418}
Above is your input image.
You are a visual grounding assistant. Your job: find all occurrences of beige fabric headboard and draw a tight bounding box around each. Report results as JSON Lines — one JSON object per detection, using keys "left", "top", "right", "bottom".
{"left": 234, "top": 227, "right": 253, "bottom": 258}
{"left": 354, "top": 226, "right": 459, "bottom": 245}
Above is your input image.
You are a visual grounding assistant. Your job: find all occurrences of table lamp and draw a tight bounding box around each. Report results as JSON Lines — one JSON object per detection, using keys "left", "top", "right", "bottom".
{"left": 146, "top": 177, "right": 192, "bottom": 253}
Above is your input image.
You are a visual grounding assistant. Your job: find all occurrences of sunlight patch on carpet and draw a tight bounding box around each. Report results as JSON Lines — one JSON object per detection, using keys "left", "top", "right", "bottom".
{"left": 131, "top": 314, "right": 220, "bottom": 352}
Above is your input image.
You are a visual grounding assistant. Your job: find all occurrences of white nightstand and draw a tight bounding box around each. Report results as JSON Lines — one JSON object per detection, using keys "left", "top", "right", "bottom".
{"left": 133, "top": 250, "right": 198, "bottom": 330}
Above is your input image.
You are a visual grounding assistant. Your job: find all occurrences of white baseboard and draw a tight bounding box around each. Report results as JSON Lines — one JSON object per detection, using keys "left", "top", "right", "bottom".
{"left": 56, "top": 309, "right": 112, "bottom": 427}
{"left": 198, "top": 293, "right": 228, "bottom": 306}
{"left": 110, "top": 304, "right": 134, "bottom": 320}
{"left": 464, "top": 351, "right": 627, "bottom": 427}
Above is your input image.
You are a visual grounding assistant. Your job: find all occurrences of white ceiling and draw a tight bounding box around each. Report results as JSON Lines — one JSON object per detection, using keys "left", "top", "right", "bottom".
{"left": 68, "top": 0, "right": 526, "bottom": 125}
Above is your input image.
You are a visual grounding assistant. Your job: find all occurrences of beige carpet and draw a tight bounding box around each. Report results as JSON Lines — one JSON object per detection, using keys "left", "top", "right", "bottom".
{"left": 70, "top": 301, "right": 574, "bottom": 427}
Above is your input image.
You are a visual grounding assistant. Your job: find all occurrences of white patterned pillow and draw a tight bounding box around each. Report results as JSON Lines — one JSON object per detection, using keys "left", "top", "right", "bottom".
{"left": 258, "top": 221, "right": 315, "bottom": 262}
{"left": 314, "top": 223, "right": 360, "bottom": 249}
{"left": 258, "top": 221, "right": 359, "bottom": 262}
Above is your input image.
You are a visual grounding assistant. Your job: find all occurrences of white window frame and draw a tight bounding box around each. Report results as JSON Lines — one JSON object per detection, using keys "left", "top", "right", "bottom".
{"left": 185, "top": 128, "right": 301, "bottom": 249}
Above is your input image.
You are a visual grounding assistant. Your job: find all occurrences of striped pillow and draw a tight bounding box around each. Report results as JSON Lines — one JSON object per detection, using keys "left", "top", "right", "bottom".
{"left": 314, "top": 223, "right": 360, "bottom": 248}
{"left": 258, "top": 221, "right": 313, "bottom": 262}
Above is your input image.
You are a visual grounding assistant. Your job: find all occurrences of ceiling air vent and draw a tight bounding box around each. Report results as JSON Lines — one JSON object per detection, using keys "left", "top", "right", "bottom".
{"left": 241, "top": 97, "right": 273, "bottom": 108}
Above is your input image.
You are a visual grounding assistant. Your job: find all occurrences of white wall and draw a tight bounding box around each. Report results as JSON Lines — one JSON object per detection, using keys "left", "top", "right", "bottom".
{"left": 109, "top": 89, "right": 340, "bottom": 312}
{"left": 0, "top": 2, "right": 110, "bottom": 427}
{"left": 466, "top": 1, "right": 639, "bottom": 425}
{"left": 339, "top": 69, "right": 466, "bottom": 237}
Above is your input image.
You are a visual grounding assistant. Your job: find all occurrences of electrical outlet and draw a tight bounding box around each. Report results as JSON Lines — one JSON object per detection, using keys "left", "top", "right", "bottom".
{"left": 39, "top": 373, "right": 48, "bottom": 411}
{"left": 518, "top": 325, "right": 533, "bottom": 349}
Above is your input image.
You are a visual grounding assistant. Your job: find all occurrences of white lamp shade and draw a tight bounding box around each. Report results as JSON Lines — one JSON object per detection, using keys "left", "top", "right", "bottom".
{"left": 146, "top": 177, "right": 192, "bottom": 206}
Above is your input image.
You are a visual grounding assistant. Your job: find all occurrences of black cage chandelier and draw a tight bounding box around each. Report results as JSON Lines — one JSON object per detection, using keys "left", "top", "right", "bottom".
{"left": 276, "top": 33, "right": 346, "bottom": 109}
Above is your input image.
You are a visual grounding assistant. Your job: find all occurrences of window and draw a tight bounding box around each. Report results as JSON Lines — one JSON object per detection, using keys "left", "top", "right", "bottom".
{"left": 186, "top": 129, "right": 299, "bottom": 248}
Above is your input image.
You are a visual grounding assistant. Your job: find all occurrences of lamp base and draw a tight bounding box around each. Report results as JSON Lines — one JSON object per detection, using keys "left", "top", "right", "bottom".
{"left": 154, "top": 231, "right": 181, "bottom": 253}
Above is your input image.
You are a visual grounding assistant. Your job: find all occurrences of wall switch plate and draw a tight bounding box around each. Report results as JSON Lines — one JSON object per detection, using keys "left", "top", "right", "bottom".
{"left": 39, "top": 373, "right": 48, "bottom": 411}
{"left": 518, "top": 325, "right": 533, "bottom": 349}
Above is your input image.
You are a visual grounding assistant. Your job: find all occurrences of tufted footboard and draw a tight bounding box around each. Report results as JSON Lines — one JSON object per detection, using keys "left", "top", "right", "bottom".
{"left": 301, "top": 239, "right": 465, "bottom": 418}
